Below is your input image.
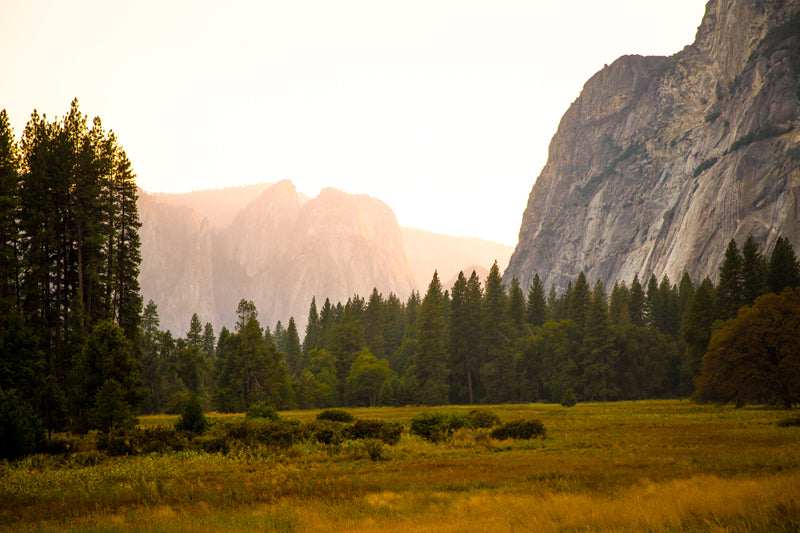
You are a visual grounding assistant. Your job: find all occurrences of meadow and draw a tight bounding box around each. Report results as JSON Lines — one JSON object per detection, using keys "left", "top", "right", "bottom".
{"left": 1, "top": 400, "right": 799, "bottom": 532}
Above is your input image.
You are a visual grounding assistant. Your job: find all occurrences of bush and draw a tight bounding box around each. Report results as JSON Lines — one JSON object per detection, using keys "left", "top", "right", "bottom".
{"left": 138, "top": 426, "right": 187, "bottom": 453}
{"left": 306, "top": 420, "right": 346, "bottom": 445}
{"left": 316, "top": 409, "right": 354, "bottom": 423}
{"left": 490, "top": 419, "right": 546, "bottom": 440}
{"left": 777, "top": 415, "right": 800, "bottom": 427}
{"left": 347, "top": 419, "right": 403, "bottom": 445}
{"left": 175, "top": 395, "right": 208, "bottom": 434}
{"left": 464, "top": 409, "right": 501, "bottom": 429}
{"left": 561, "top": 390, "right": 577, "bottom": 407}
{"left": 246, "top": 402, "right": 280, "bottom": 421}
{"left": 410, "top": 411, "right": 465, "bottom": 442}
{"left": 0, "top": 390, "right": 44, "bottom": 460}
{"left": 97, "top": 428, "right": 139, "bottom": 456}
{"left": 362, "top": 439, "right": 384, "bottom": 461}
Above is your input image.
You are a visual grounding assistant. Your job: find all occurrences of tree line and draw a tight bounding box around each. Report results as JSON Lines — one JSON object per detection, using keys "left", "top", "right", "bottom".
{"left": 0, "top": 101, "right": 142, "bottom": 439}
{"left": 136, "top": 233, "right": 800, "bottom": 413}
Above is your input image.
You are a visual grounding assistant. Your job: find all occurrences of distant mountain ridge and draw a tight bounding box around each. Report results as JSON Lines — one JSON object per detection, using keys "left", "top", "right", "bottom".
{"left": 505, "top": 0, "right": 800, "bottom": 292}
{"left": 138, "top": 181, "right": 509, "bottom": 333}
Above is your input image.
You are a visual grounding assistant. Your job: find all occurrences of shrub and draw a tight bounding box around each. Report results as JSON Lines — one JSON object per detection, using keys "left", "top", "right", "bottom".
{"left": 246, "top": 402, "right": 280, "bottom": 421}
{"left": 97, "top": 428, "right": 139, "bottom": 456}
{"left": 362, "top": 439, "right": 384, "bottom": 461}
{"left": 777, "top": 415, "right": 800, "bottom": 427}
{"left": 306, "top": 420, "right": 346, "bottom": 445}
{"left": 175, "top": 395, "right": 208, "bottom": 434}
{"left": 561, "top": 390, "right": 577, "bottom": 407}
{"left": 490, "top": 419, "right": 546, "bottom": 440}
{"left": 0, "top": 390, "right": 44, "bottom": 460}
{"left": 138, "top": 426, "right": 187, "bottom": 453}
{"left": 316, "top": 409, "right": 354, "bottom": 423}
{"left": 410, "top": 411, "right": 465, "bottom": 442}
{"left": 464, "top": 409, "right": 501, "bottom": 429}
{"left": 347, "top": 419, "right": 403, "bottom": 445}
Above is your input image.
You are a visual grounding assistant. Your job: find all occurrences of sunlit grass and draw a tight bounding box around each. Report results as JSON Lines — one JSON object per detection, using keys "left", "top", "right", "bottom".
{"left": 2, "top": 400, "right": 799, "bottom": 532}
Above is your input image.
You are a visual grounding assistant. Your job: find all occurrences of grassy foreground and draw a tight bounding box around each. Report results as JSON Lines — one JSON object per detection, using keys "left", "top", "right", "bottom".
{"left": 2, "top": 401, "right": 799, "bottom": 532}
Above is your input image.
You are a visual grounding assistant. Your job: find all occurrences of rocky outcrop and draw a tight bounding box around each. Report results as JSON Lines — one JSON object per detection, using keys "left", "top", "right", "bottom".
{"left": 505, "top": 0, "right": 800, "bottom": 292}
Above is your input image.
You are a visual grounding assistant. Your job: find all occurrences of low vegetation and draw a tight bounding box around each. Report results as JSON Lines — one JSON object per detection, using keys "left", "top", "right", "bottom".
{"left": 1, "top": 401, "right": 799, "bottom": 532}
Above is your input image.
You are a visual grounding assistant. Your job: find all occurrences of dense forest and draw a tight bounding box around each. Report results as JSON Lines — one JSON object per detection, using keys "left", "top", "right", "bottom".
{"left": 1, "top": 102, "right": 799, "bottom": 455}
{"left": 138, "top": 234, "right": 800, "bottom": 414}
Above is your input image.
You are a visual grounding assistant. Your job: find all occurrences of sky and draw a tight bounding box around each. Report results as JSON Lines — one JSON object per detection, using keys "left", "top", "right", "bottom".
{"left": 1, "top": 0, "right": 707, "bottom": 245}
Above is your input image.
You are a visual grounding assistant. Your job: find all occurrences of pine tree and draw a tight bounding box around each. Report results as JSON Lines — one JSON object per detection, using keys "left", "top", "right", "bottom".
{"left": 235, "top": 299, "right": 258, "bottom": 333}
{"left": 364, "top": 288, "right": 385, "bottom": 357}
{"left": 448, "top": 271, "right": 482, "bottom": 404}
{"left": 567, "top": 271, "right": 591, "bottom": 331}
{"left": 681, "top": 278, "right": 717, "bottom": 392}
{"left": 526, "top": 274, "right": 548, "bottom": 328}
{"left": 508, "top": 277, "right": 526, "bottom": 337}
{"left": 481, "top": 262, "right": 515, "bottom": 403}
{"left": 583, "top": 280, "right": 617, "bottom": 401}
{"left": 202, "top": 323, "right": 215, "bottom": 359}
{"left": 628, "top": 274, "right": 646, "bottom": 327}
{"left": 303, "top": 296, "right": 320, "bottom": 355}
{"left": 186, "top": 313, "right": 203, "bottom": 347}
{"left": 283, "top": 317, "right": 303, "bottom": 377}
{"left": 741, "top": 235, "right": 767, "bottom": 305}
{"left": 414, "top": 272, "right": 449, "bottom": 405}
{"left": 0, "top": 109, "right": 19, "bottom": 325}
{"left": 608, "top": 281, "right": 631, "bottom": 325}
{"left": 718, "top": 238, "right": 744, "bottom": 320}
{"left": 767, "top": 236, "right": 800, "bottom": 294}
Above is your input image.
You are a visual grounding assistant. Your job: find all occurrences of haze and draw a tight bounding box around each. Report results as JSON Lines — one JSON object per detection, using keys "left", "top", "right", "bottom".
{"left": 1, "top": 0, "right": 706, "bottom": 245}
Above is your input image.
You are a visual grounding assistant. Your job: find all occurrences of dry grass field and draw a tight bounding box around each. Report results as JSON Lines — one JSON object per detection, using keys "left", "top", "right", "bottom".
{"left": 2, "top": 401, "right": 799, "bottom": 532}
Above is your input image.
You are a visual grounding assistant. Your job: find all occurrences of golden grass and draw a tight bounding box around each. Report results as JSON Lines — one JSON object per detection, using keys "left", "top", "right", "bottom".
{"left": 2, "top": 401, "right": 799, "bottom": 532}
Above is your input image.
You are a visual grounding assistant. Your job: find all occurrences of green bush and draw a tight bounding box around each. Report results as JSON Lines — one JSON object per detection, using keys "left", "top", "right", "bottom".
{"left": 306, "top": 420, "right": 346, "bottom": 445}
{"left": 0, "top": 390, "right": 44, "bottom": 460}
{"left": 347, "top": 419, "right": 402, "bottom": 445}
{"left": 246, "top": 402, "right": 280, "bottom": 421}
{"left": 97, "top": 428, "right": 139, "bottom": 456}
{"left": 175, "top": 395, "right": 208, "bottom": 434}
{"left": 410, "top": 411, "right": 465, "bottom": 442}
{"left": 316, "top": 409, "right": 354, "bottom": 423}
{"left": 464, "top": 409, "right": 501, "bottom": 429}
{"left": 138, "top": 426, "right": 187, "bottom": 453}
{"left": 362, "top": 439, "right": 384, "bottom": 461}
{"left": 490, "top": 419, "right": 546, "bottom": 440}
{"left": 561, "top": 390, "right": 577, "bottom": 407}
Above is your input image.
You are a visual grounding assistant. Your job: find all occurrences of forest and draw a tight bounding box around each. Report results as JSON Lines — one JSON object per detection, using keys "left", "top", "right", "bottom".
{"left": 1, "top": 102, "right": 799, "bottom": 461}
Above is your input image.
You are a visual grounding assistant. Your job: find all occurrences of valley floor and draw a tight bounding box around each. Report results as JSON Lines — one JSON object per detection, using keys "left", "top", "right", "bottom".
{"left": 2, "top": 401, "right": 799, "bottom": 532}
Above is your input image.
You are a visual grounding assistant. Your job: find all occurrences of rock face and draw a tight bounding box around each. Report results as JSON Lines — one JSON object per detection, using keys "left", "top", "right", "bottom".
{"left": 505, "top": 0, "right": 800, "bottom": 292}
{"left": 139, "top": 181, "right": 417, "bottom": 333}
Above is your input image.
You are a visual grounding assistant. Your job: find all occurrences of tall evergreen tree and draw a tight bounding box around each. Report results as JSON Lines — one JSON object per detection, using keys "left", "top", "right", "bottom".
{"left": 608, "top": 281, "right": 631, "bottom": 325}
{"left": 448, "top": 271, "right": 482, "bottom": 404}
{"left": 508, "top": 277, "right": 526, "bottom": 337}
{"left": 0, "top": 109, "right": 19, "bottom": 325}
{"left": 741, "top": 235, "right": 767, "bottom": 305}
{"left": 414, "top": 272, "right": 449, "bottom": 405}
{"left": 767, "top": 236, "right": 800, "bottom": 294}
{"left": 526, "top": 273, "right": 547, "bottom": 328}
{"left": 628, "top": 274, "right": 646, "bottom": 327}
{"left": 681, "top": 278, "right": 717, "bottom": 393}
{"left": 567, "top": 271, "right": 591, "bottom": 331}
{"left": 583, "top": 280, "right": 617, "bottom": 401}
{"left": 303, "top": 296, "right": 320, "bottom": 355}
{"left": 364, "top": 288, "right": 385, "bottom": 357}
{"left": 481, "top": 262, "right": 515, "bottom": 403}
{"left": 283, "top": 317, "right": 303, "bottom": 377}
{"left": 717, "top": 238, "right": 744, "bottom": 320}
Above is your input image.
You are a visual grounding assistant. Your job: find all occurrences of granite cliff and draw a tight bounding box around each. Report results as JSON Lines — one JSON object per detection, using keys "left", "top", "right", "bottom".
{"left": 505, "top": 0, "right": 800, "bottom": 292}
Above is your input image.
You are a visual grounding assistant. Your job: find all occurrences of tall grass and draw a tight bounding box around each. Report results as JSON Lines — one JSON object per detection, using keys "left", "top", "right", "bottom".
{"left": 1, "top": 400, "right": 799, "bottom": 531}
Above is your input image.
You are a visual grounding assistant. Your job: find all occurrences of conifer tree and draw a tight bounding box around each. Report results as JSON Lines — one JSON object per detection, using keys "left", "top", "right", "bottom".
{"left": 608, "top": 281, "right": 631, "bottom": 325}
{"left": 741, "top": 235, "right": 767, "bottom": 305}
{"left": 628, "top": 274, "right": 646, "bottom": 327}
{"left": 303, "top": 296, "right": 320, "bottom": 354}
{"left": 767, "top": 236, "right": 800, "bottom": 294}
{"left": 448, "top": 271, "right": 482, "bottom": 404}
{"left": 718, "top": 238, "right": 744, "bottom": 320}
{"left": 526, "top": 274, "right": 548, "bottom": 327}
{"left": 414, "top": 272, "right": 449, "bottom": 405}
{"left": 567, "top": 271, "right": 591, "bottom": 331}
{"left": 508, "top": 277, "right": 526, "bottom": 337}
{"left": 682, "top": 278, "right": 717, "bottom": 391}
{"left": 583, "top": 280, "right": 617, "bottom": 401}
{"left": 283, "top": 317, "right": 303, "bottom": 377}
{"left": 481, "top": 262, "right": 515, "bottom": 403}
{"left": 0, "top": 109, "right": 19, "bottom": 325}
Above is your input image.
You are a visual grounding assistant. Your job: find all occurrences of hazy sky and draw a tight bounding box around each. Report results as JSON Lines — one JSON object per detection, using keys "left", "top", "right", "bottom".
{"left": 1, "top": 1, "right": 707, "bottom": 245}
